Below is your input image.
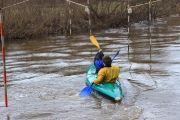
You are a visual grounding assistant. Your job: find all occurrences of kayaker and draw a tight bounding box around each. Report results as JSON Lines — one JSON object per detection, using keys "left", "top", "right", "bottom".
{"left": 92, "top": 55, "right": 120, "bottom": 84}
{"left": 94, "top": 49, "right": 104, "bottom": 73}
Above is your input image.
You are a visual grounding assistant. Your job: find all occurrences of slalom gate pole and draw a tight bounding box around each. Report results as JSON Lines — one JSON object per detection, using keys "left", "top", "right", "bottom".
{"left": 149, "top": 0, "right": 152, "bottom": 51}
{"left": 87, "top": 0, "right": 92, "bottom": 36}
{"left": 0, "top": 9, "right": 8, "bottom": 107}
{"left": 66, "top": 0, "right": 91, "bottom": 36}
{"left": 129, "top": 0, "right": 161, "bottom": 52}
{"left": 127, "top": 4, "right": 132, "bottom": 52}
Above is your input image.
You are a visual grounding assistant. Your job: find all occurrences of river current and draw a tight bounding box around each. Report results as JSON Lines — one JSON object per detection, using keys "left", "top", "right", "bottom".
{"left": 0, "top": 14, "right": 180, "bottom": 120}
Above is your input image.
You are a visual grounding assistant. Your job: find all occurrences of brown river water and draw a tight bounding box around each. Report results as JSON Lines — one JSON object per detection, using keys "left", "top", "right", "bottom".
{"left": 0, "top": 14, "right": 180, "bottom": 120}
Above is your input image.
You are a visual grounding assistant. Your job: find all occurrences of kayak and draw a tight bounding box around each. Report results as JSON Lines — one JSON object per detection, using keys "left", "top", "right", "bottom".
{"left": 85, "top": 64, "right": 123, "bottom": 101}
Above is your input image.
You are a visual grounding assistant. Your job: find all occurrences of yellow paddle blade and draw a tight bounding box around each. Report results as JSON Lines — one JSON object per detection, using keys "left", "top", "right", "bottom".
{"left": 90, "top": 35, "right": 100, "bottom": 49}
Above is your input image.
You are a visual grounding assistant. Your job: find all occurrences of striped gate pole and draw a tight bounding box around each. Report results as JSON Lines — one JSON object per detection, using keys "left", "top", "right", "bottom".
{"left": 149, "top": 0, "right": 152, "bottom": 51}
{"left": 127, "top": 4, "right": 132, "bottom": 52}
{"left": 0, "top": 9, "right": 8, "bottom": 107}
{"left": 68, "top": 1, "right": 72, "bottom": 36}
{"left": 66, "top": 0, "right": 89, "bottom": 35}
{"left": 87, "top": 0, "right": 92, "bottom": 36}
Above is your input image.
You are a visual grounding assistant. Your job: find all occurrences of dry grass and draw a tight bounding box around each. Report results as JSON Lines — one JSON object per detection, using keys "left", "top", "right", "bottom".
{"left": 1, "top": 0, "right": 180, "bottom": 39}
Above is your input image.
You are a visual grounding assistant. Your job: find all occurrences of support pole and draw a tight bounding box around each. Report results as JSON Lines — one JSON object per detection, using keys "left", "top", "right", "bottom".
{"left": 127, "top": 4, "right": 132, "bottom": 52}
{"left": 66, "top": 0, "right": 90, "bottom": 35}
{"left": 130, "top": 0, "right": 161, "bottom": 51}
{"left": 68, "top": 1, "right": 72, "bottom": 36}
{"left": 149, "top": 0, "right": 152, "bottom": 51}
{"left": 87, "top": 0, "right": 92, "bottom": 36}
{"left": 128, "top": 7, "right": 130, "bottom": 51}
{"left": 0, "top": 10, "right": 8, "bottom": 107}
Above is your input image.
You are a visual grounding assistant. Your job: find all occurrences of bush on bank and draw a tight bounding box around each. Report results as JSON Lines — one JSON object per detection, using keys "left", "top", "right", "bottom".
{"left": 1, "top": 0, "right": 180, "bottom": 39}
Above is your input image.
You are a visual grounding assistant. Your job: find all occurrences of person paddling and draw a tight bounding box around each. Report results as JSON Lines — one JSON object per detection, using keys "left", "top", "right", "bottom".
{"left": 92, "top": 55, "right": 120, "bottom": 84}
{"left": 94, "top": 49, "right": 104, "bottom": 73}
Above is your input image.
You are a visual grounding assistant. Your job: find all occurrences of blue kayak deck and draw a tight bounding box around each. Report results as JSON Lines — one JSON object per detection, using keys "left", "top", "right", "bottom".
{"left": 85, "top": 64, "right": 123, "bottom": 101}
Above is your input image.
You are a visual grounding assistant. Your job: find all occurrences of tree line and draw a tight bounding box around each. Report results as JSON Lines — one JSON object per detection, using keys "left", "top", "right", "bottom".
{"left": 0, "top": 0, "right": 180, "bottom": 39}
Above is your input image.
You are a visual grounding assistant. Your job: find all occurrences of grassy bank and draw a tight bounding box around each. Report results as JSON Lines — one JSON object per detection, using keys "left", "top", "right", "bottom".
{"left": 1, "top": 0, "right": 180, "bottom": 39}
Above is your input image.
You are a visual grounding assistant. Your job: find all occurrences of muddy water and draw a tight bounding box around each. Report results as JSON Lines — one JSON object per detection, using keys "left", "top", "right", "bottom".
{"left": 0, "top": 14, "right": 180, "bottom": 120}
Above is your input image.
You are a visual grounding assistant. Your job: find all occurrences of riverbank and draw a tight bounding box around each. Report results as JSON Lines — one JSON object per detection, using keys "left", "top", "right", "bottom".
{"left": 1, "top": 0, "right": 180, "bottom": 39}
